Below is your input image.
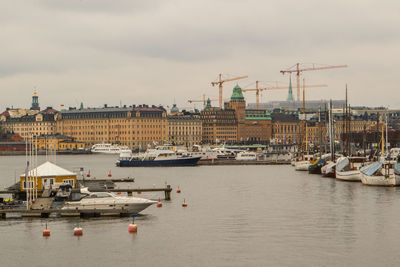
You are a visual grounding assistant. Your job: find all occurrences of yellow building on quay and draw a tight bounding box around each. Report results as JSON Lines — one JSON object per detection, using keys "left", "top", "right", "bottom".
{"left": 56, "top": 105, "right": 168, "bottom": 149}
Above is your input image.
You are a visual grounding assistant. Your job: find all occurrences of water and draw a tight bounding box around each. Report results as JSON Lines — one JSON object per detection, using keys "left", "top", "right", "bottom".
{"left": 1, "top": 155, "right": 400, "bottom": 266}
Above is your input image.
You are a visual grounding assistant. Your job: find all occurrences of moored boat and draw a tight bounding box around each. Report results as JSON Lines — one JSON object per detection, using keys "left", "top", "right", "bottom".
{"left": 116, "top": 150, "right": 201, "bottom": 167}
{"left": 360, "top": 161, "right": 400, "bottom": 186}
{"left": 335, "top": 156, "right": 367, "bottom": 182}
{"left": 91, "top": 143, "right": 130, "bottom": 154}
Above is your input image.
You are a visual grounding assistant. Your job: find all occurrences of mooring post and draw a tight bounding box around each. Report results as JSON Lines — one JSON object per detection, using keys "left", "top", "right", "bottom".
{"left": 165, "top": 185, "right": 171, "bottom": 200}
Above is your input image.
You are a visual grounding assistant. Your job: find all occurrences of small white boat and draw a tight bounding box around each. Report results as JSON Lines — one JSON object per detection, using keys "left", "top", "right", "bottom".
{"left": 91, "top": 143, "right": 130, "bottom": 154}
{"left": 236, "top": 151, "right": 257, "bottom": 161}
{"left": 189, "top": 145, "right": 218, "bottom": 161}
{"left": 335, "top": 156, "right": 367, "bottom": 182}
{"left": 360, "top": 161, "right": 400, "bottom": 186}
{"left": 321, "top": 161, "right": 336, "bottom": 178}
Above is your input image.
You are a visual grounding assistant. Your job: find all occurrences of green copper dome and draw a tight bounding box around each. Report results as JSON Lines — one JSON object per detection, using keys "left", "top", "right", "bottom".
{"left": 231, "top": 85, "right": 244, "bottom": 101}
{"left": 205, "top": 98, "right": 212, "bottom": 109}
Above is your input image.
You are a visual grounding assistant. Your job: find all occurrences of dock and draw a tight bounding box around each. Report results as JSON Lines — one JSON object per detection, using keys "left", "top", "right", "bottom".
{"left": 198, "top": 160, "right": 290, "bottom": 165}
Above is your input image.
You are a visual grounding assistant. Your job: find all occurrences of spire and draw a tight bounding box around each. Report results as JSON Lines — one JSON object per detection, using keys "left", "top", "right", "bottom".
{"left": 31, "top": 89, "right": 40, "bottom": 110}
{"left": 287, "top": 75, "right": 294, "bottom": 101}
{"left": 205, "top": 98, "right": 212, "bottom": 109}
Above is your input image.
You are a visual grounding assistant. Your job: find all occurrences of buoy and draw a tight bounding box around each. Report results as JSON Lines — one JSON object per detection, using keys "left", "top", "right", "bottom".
{"left": 176, "top": 186, "right": 181, "bottom": 193}
{"left": 117, "top": 192, "right": 121, "bottom": 195}
{"left": 137, "top": 189, "right": 141, "bottom": 195}
{"left": 157, "top": 199, "right": 162, "bottom": 208}
{"left": 43, "top": 223, "right": 50, "bottom": 237}
{"left": 86, "top": 172, "right": 90, "bottom": 177}
{"left": 108, "top": 171, "right": 112, "bottom": 177}
{"left": 128, "top": 214, "right": 138, "bottom": 233}
{"left": 128, "top": 223, "right": 138, "bottom": 233}
{"left": 73, "top": 227, "right": 83, "bottom": 236}
{"left": 182, "top": 199, "right": 188, "bottom": 207}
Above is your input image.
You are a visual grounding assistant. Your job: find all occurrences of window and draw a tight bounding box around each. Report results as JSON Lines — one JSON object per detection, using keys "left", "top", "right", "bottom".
{"left": 63, "top": 179, "right": 75, "bottom": 187}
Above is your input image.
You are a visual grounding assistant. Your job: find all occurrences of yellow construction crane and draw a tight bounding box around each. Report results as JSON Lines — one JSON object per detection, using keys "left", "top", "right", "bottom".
{"left": 242, "top": 81, "right": 328, "bottom": 109}
{"left": 188, "top": 94, "right": 219, "bottom": 108}
{"left": 211, "top": 74, "right": 248, "bottom": 108}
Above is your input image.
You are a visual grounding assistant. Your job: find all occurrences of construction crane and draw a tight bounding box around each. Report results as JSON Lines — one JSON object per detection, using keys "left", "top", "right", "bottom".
{"left": 188, "top": 94, "right": 219, "bottom": 108}
{"left": 211, "top": 74, "right": 248, "bottom": 108}
{"left": 280, "top": 63, "right": 347, "bottom": 101}
{"left": 242, "top": 81, "right": 328, "bottom": 109}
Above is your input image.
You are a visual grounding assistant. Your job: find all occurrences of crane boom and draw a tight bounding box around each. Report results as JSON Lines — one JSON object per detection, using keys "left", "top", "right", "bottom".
{"left": 211, "top": 74, "right": 248, "bottom": 108}
{"left": 280, "top": 63, "right": 347, "bottom": 101}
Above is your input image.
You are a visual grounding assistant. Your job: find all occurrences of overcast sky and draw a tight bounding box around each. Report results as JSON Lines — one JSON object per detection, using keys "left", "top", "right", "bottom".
{"left": 0, "top": 0, "right": 399, "bottom": 111}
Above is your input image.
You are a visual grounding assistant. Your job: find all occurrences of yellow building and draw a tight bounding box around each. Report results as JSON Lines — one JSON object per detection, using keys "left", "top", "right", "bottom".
{"left": 56, "top": 105, "right": 168, "bottom": 149}
{"left": 168, "top": 115, "right": 202, "bottom": 147}
{"left": 20, "top": 161, "right": 77, "bottom": 192}
{"left": 33, "top": 134, "right": 86, "bottom": 151}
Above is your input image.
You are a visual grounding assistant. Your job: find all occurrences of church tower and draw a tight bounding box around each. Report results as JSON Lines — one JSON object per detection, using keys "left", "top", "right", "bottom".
{"left": 31, "top": 90, "right": 40, "bottom": 110}
{"left": 287, "top": 76, "right": 294, "bottom": 101}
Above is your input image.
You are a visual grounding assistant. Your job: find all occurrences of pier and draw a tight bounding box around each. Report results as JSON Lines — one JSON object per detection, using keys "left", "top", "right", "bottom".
{"left": 198, "top": 160, "right": 290, "bottom": 166}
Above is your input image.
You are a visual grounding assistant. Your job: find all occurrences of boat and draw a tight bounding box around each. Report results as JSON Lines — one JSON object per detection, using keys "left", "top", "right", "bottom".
{"left": 335, "top": 156, "right": 367, "bottom": 182}
{"left": 321, "top": 161, "right": 336, "bottom": 178}
{"left": 116, "top": 150, "right": 201, "bottom": 167}
{"left": 294, "top": 154, "right": 314, "bottom": 171}
{"left": 60, "top": 187, "right": 157, "bottom": 214}
{"left": 91, "top": 143, "right": 131, "bottom": 154}
{"left": 360, "top": 160, "right": 400, "bottom": 186}
{"left": 235, "top": 151, "right": 257, "bottom": 161}
{"left": 308, "top": 158, "right": 326, "bottom": 174}
{"left": 188, "top": 145, "right": 218, "bottom": 161}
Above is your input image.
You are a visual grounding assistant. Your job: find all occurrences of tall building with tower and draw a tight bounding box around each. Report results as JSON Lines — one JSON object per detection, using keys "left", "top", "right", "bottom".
{"left": 287, "top": 76, "right": 294, "bottom": 102}
{"left": 31, "top": 90, "right": 40, "bottom": 110}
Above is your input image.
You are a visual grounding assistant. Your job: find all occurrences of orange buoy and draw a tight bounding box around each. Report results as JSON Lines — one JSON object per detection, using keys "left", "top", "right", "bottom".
{"left": 176, "top": 187, "right": 181, "bottom": 193}
{"left": 182, "top": 199, "right": 188, "bottom": 207}
{"left": 73, "top": 227, "right": 83, "bottom": 236}
{"left": 108, "top": 171, "right": 112, "bottom": 177}
{"left": 128, "top": 223, "right": 137, "bottom": 233}
{"left": 43, "top": 229, "right": 50, "bottom": 237}
{"left": 157, "top": 200, "right": 162, "bottom": 208}
{"left": 117, "top": 192, "right": 121, "bottom": 195}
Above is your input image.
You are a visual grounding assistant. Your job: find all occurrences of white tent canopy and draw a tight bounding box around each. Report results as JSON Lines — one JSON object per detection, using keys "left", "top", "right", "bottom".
{"left": 20, "top": 161, "right": 76, "bottom": 177}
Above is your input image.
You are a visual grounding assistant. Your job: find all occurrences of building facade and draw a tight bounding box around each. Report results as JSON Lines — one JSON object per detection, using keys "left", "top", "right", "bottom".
{"left": 56, "top": 105, "right": 168, "bottom": 149}
{"left": 271, "top": 109, "right": 302, "bottom": 144}
{"left": 167, "top": 115, "right": 202, "bottom": 147}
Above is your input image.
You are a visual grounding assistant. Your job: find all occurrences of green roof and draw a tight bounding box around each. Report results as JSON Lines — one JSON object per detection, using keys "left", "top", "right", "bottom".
{"left": 230, "top": 85, "right": 244, "bottom": 101}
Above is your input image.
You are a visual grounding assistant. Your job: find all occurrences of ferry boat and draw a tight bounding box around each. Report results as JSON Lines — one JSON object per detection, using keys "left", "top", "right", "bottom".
{"left": 116, "top": 150, "right": 201, "bottom": 167}
{"left": 91, "top": 143, "right": 130, "bottom": 154}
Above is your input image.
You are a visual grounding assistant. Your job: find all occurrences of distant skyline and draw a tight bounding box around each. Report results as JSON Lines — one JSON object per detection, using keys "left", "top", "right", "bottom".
{"left": 1, "top": 0, "right": 399, "bottom": 111}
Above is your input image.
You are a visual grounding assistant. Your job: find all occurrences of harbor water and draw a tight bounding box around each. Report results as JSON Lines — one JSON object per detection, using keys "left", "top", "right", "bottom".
{"left": 1, "top": 155, "right": 400, "bottom": 266}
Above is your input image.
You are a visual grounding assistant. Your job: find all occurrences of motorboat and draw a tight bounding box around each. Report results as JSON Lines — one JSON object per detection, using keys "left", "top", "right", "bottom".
{"left": 116, "top": 150, "right": 201, "bottom": 167}
{"left": 188, "top": 145, "right": 218, "bottom": 161}
{"left": 91, "top": 143, "right": 130, "bottom": 154}
{"left": 335, "top": 156, "right": 367, "bottom": 182}
{"left": 235, "top": 151, "right": 257, "bottom": 161}
{"left": 321, "top": 161, "right": 336, "bottom": 178}
{"left": 60, "top": 187, "right": 157, "bottom": 214}
{"left": 360, "top": 160, "right": 400, "bottom": 186}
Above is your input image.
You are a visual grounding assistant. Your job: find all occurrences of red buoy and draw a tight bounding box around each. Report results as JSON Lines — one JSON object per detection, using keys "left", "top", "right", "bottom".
{"left": 176, "top": 187, "right": 181, "bottom": 193}
{"left": 182, "top": 199, "right": 188, "bottom": 207}
{"left": 137, "top": 191, "right": 141, "bottom": 195}
{"left": 128, "top": 223, "right": 137, "bottom": 233}
{"left": 86, "top": 172, "right": 90, "bottom": 177}
{"left": 157, "top": 201, "right": 162, "bottom": 208}
{"left": 117, "top": 192, "right": 121, "bottom": 195}
{"left": 108, "top": 171, "right": 112, "bottom": 177}
{"left": 43, "top": 229, "right": 50, "bottom": 237}
{"left": 74, "top": 227, "right": 83, "bottom": 236}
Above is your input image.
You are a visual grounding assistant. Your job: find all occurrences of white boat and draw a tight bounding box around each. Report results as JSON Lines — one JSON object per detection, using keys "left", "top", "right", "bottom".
{"left": 360, "top": 161, "right": 400, "bottom": 186}
{"left": 62, "top": 190, "right": 157, "bottom": 214}
{"left": 294, "top": 154, "right": 314, "bottom": 171}
{"left": 189, "top": 145, "right": 218, "bottom": 161}
{"left": 91, "top": 143, "right": 130, "bottom": 154}
{"left": 321, "top": 161, "right": 336, "bottom": 178}
{"left": 335, "top": 156, "right": 367, "bottom": 182}
{"left": 236, "top": 151, "right": 257, "bottom": 161}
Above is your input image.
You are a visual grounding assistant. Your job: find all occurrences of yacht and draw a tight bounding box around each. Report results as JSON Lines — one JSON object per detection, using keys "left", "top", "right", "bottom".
{"left": 91, "top": 143, "right": 130, "bottom": 154}
{"left": 188, "top": 145, "right": 218, "bottom": 161}
{"left": 60, "top": 188, "right": 157, "bottom": 214}
{"left": 294, "top": 154, "right": 315, "bottom": 171}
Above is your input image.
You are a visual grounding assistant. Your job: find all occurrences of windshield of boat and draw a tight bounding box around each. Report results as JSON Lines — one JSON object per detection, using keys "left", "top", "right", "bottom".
{"left": 88, "top": 192, "right": 115, "bottom": 198}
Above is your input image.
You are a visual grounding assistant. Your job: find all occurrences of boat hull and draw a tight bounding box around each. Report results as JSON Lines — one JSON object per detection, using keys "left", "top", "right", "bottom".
{"left": 117, "top": 157, "right": 201, "bottom": 167}
{"left": 336, "top": 170, "right": 361, "bottom": 182}
{"left": 360, "top": 173, "right": 400, "bottom": 186}
{"left": 295, "top": 161, "right": 310, "bottom": 171}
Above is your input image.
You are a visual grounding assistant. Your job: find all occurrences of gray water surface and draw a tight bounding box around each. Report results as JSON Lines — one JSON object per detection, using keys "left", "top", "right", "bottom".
{"left": 1, "top": 155, "right": 400, "bottom": 266}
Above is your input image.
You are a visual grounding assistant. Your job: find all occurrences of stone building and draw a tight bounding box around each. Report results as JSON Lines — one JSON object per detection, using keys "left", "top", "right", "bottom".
{"left": 167, "top": 114, "right": 202, "bottom": 147}
{"left": 56, "top": 105, "right": 168, "bottom": 149}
